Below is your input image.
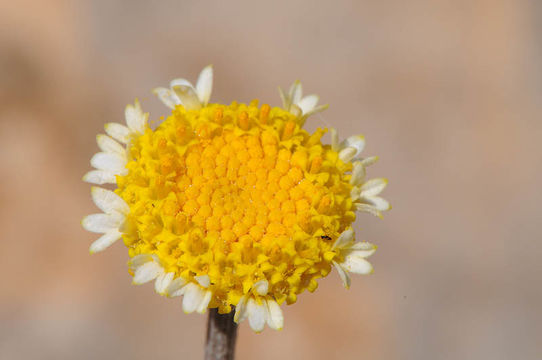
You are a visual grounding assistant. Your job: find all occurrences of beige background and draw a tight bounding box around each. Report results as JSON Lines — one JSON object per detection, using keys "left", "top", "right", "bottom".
{"left": 1, "top": 0, "right": 541, "bottom": 359}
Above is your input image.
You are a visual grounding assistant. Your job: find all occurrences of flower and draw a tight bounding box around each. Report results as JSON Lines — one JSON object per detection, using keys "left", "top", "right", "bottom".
{"left": 83, "top": 66, "right": 390, "bottom": 332}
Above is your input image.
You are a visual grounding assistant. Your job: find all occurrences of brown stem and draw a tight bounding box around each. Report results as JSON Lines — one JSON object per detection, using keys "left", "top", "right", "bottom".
{"left": 205, "top": 308, "right": 238, "bottom": 360}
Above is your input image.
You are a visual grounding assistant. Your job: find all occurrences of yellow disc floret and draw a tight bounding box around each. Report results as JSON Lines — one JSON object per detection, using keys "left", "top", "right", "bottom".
{"left": 116, "top": 100, "right": 356, "bottom": 313}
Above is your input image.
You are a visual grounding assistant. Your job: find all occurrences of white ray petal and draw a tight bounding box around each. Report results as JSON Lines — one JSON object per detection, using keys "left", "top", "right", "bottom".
{"left": 347, "top": 242, "right": 377, "bottom": 258}
{"left": 196, "top": 290, "right": 212, "bottom": 314}
{"left": 104, "top": 123, "right": 131, "bottom": 144}
{"left": 128, "top": 254, "right": 153, "bottom": 271}
{"left": 304, "top": 104, "right": 328, "bottom": 117}
{"left": 169, "top": 78, "right": 194, "bottom": 88}
{"left": 342, "top": 135, "right": 365, "bottom": 158}
{"left": 338, "top": 147, "right": 357, "bottom": 163}
{"left": 125, "top": 100, "right": 147, "bottom": 134}
{"left": 234, "top": 295, "right": 248, "bottom": 323}
{"left": 278, "top": 86, "right": 289, "bottom": 109}
{"left": 166, "top": 277, "right": 188, "bottom": 297}
{"left": 332, "top": 228, "right": 354, "bottom": 250}
{"left": 96, "top": 134, "right": 125, "bottom": 155}
{"left": 350, "top": 186, "right": 361, "bottom": 201}
{"left": 195, "top": 274, "right": 210, "bottom": 288}
{"left": 330, "top": 128, "right": 340, "bottom": 151}
{"left": 288, "top": 103, "right": 302, "bottom": 117}
{"left": 333, "top": 261, "right": 351, "bottom": 289}
{"left": 297, "top": 94, "right": 319, "bottom": 114}
{"left": 350, "top": 161, "right": 366, "bottom": 186}
{"left": 362, "top": 196, "right": 390, "bottom": 212}
{"left": 360, "top": 178, "right": 388, "bottom": 197}
{"left": 82, "top": 213, "right": 123, "bottom": 233}
{"left": 90, "top": 152, "right": 127, "bottom": 175}
{"left": 247, "top": 298, "right": 266, "bottom": 332}
{"left": 182, "top": 283, "right": 205, "bottom": 313}
{"left": 172, "top": 85, "right": 202, "bottom": 110}
{"left": 89, "top": 229, "right": 122, "bottom": 254}
{"left": 83, "top": 170, "right": 116, "bottom": 185}
{"left": 91, "top": 187, "right": 129, "bottom": 214}
{"left": 195, "top": 65, "right": 213, "bottom": 105}
{"left": 360, "top": 156, "right": 379, "bottom": 167}
{"left": 342, "top": 256, "right": 374, "bottom": 275}
{"left": 355, "top": 203, "right": 383, "bottom": 218}
{"left": 289, "top": 81, "right": 303, "bottom": 105}
{"left": 155, "top": 272, "right": 175, "bottom": 294}
{"left": 152, "top": 87, "right": 180, "bottom": 109}
{"left": 253, "top": 280, "right": 269, "bottom": 296}
{"left": 265, "top": 300, "right": 283, "bottom": 330}
{"left": 133, "top": 261, "right": 163, "bottom": 285}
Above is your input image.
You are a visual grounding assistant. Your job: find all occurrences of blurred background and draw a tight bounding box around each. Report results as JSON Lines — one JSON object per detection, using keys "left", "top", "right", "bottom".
{"left": 1, "top": 0, "right": 541, "bottom": 359}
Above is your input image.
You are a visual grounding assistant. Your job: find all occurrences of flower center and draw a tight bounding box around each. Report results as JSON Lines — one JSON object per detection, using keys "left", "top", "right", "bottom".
{"left": 117, "top": 101, "right": 355, "bottom": 313}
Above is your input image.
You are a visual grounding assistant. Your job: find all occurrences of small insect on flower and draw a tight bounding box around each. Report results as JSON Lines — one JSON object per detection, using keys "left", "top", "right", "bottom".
{"left": 82, "top": 66, "right": 390, "bottom": 332}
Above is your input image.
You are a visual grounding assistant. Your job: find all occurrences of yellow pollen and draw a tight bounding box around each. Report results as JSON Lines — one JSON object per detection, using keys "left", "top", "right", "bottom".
{"left": 238, "top": 111, "right": 249, "bottom": 130}
{"left": 310, "top": 156, "right": 323, "bottom": 173}
{"left": 117, "top": 101, "right": 356, "bottom": 311}
{"left": 282, "top": 121, "right": 296, "bottom": 140}
{"left": 259, "top": 103, "right": 270, "bottom": 124}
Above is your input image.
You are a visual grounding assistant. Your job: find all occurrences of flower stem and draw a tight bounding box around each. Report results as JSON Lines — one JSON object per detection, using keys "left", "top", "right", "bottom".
{"left": 205, "top": 308, "right": 238, "bottom": 360}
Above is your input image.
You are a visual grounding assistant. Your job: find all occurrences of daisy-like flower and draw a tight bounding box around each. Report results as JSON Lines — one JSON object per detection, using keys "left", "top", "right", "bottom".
{"left": 83, "top": 66, "right": 390, "bottom": 332}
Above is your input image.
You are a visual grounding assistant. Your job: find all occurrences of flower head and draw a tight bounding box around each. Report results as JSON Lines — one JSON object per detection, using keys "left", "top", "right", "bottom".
{"left": 83, "top": 66, "right": 390, "bottom": 332}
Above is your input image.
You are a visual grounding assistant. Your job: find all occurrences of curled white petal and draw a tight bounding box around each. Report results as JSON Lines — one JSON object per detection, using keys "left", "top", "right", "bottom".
{"left": 128, "top": 254, "right": 154, "bottom": 271}
{"left": 172, "top": 85, "right": 202, "bottom": 110}
{"left": 342, "top": 256, "right": 374, "bottom": 275}
{"left": 265, "top": 300, "right": 283, "bottom": 330}
{"left": 152, "top": 87, "right": 180, "bottom": 109}
{"left": 96, "top": 134, "right": 125, "bottom": 155}
{"left": 195, "top": 274, "right": 210, "bottom": 288}
{"left": 278, "top": 86, "right": 289, "bottom": 110}
{"left": 90, "top": 152, "right": 127, "bottom": 175}
{"left": 288, "top": 81, "right": 303, "bottom": 105}
{"left": 89, "top": 229, "right": 122, "bottom": 254}
{"left": 104, "top": 123, "right": 131, "bottom": 144}
{"left": 362, "top": 196, "right": 390, "bottom": 212}
{"left": 182, "top": 283, "right": 205, "bottom": 313}
{"left": 166, "top": 277, "right": 188, "bottom": 297}
{"left": 360, "top": 156, "right": 379, "bottom": 167}
{"left": 341, "top": 135, "right": 365, "bottom": 158}
{"left": 83, "top": 170, "right": 116, "bottom": 185}
{"left": 195, "top": 65, "right": 213, "bottom": 105}
{"left": 197, "top": 290, "right": 212, "bottom": 314}
{"left": 133, "top": 261, "right": 164, "bottom": 285}
{"left": 347, "top": 242, "right": 377, "bottom": 258}
{"left": 355, "top": 203, "right": 383, "bottom": 218}
{"left": 289, "top": 104, "right": 302, "bottom": 118}
{"left": 350, "top": 187, "right": 361, "bottom": 201}
{"left": 332, "top": 228, "right": 354, "bottom": 250}
{"left": 253, "top": 280, "right": 269, "bottom": 296}
{"left": 338, "top": 147, "right": 357, "bottom": 163}
{"left": 169, "top": 78, "right": 193, "bottom": 88}
{"left": 330, "top": 128, "right": 340, "bottom": 151}
{"left": 350, "top": 162, "right": 366, "bottom": 186}
{"left": 247, "top": 298, "right": 266, "bottom": 332}
{"left": 333, "top": 261, "right": 351, "bottom": 289}
{"left": 155, "top": 272, "right": 175, "bottom": 294}
{"left": 234, "top": 295, "right": 249, "bottom": 323}
{"left": 82, "top": 213, "right": 123, "bottom": 233}
{"left": 304, "top": 104, "right": 329, "bottom": 117}
{"left": 360, "top": 178, "right": 388, "bottom": 197}
{"left": 125, "top": 100, "right": 147, "bottom": 134}
{"left": 297, "top": 94, "right": 319, "bottom": 114}
{"left": 91, "top": 187, "right": 129, "bottom": 215}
